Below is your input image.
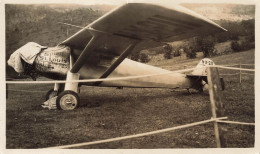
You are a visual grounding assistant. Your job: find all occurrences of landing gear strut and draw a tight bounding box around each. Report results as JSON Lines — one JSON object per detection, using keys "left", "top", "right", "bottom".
{"left": 55, "top": 71, "right": 80, "bottom": 110}
{"left": 45, "top": 89, "right": 58, "bottom": 100}
{"left": 45, "top": 83, "right": 64, "bottom": 100}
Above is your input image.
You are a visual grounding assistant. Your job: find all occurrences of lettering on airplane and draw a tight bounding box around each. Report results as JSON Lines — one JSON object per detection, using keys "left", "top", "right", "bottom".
{"left": 34, "top": 46, "right": 70, "bottom": 78}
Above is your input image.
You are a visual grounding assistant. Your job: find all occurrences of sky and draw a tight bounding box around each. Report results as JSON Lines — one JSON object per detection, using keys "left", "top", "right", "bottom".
{"left": 2, "top": 0, "right": 257, "bottom": 5}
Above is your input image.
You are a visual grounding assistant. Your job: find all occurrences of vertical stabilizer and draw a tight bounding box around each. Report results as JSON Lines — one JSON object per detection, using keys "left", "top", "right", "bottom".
{"left": 192, "top": 58, "right": 215, "bottom": 76}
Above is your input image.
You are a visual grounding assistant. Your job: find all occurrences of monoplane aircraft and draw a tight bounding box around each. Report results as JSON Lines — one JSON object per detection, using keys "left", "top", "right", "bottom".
{"left": 7, "top": 2, "right": 226, "bottom": 110}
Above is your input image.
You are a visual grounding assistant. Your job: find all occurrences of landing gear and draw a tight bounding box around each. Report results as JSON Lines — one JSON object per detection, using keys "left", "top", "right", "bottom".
{"left": 45, "top": 84, "right": 65, "bottom": 100}
{"left": 56, "top": 90, "right": 80, "bottom": 110}
{"left": 200, "top": 80, "right": 209, "bottom": 93}
{"left": 186, "top": 88, "right": 191, "bottom": 94}
{"left": 45, "top": 89, "right": 58, "bottom": 100}
{"left": 53, "top": 71, "right": 80, "bottom": 110}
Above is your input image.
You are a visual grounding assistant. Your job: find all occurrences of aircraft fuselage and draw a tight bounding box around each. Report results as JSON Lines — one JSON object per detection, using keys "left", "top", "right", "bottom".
{"left": 33, "top": 46, "right": 193, "bottom": 89}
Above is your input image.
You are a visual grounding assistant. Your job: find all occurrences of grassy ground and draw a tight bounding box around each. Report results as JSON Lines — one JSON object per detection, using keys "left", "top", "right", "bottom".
{"left": 6, "top": 49, "right": 255, "bottom": 149}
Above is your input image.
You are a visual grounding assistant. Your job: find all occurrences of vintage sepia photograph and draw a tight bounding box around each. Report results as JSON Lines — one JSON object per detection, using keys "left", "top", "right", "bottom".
{"left": 3, "top": 0, "right": 257, "bottom": 151}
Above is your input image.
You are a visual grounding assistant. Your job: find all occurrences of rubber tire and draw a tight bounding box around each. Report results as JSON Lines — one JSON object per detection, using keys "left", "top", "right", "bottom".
{"left": 56, "top": 90, "right": 80, "bottom": 110}
{"left": 45, "top": 89, "right": 58, "bottom": 101}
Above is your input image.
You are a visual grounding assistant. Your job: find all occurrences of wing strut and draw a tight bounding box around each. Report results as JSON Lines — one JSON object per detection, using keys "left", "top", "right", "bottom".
{"left": 70, "top": 35, "right": 100, "bottom": 73}
{"left": 93, "top": 41, "right": 139, "bottom": 86}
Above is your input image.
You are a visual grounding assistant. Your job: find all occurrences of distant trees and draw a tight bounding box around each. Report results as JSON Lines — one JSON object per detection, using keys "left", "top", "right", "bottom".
{"left": 6, "top": 4, "right": 103, "bottom": 57}
{"left": 163, "top": 44, "right": 173, "bottom": 59}
{"left": 231, "top": 41, "right": 241, "bottom": 52}
{"left": 139, "top": 53, "right": 150, "bottom": 63}
{"left": 196, "top": 36, "right": 216, "bottom": 57}
{"left": 184, "top": 46, "right": 197, "bottom": 58}
{"left": 214, "top": 19, "right": 255, "bottom": 43}
{"left": 183, "top": 19, "right": 255, "bottom": 58}
{"left": 5, "top": 4, "right": 104, "bottom": 78}
{"left": 161, "top": 22, "right": 250, "bottom": 59}
{"left": 129, "top": 50, "right": 150, "bottom": 63}
{"left": 163, "top": 44, "right": 182, "bottom": 59}
{"left": 5, "top": 4, "right": 256, "bottom": 77}
{"left": 231, "top": 40, "right": 255, "bottom": 52}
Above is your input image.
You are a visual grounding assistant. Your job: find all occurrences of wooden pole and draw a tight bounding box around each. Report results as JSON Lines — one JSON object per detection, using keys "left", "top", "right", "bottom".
{"left": 207, "top": 67, "right": 226, "bottom": 148}
{"left": 184, "top": 65, "right": 187, "bottom": 74}
{"left": 6, "top": 83, "right": 8, "bottom": 99}
{"left": 239, "top": 63, "right": 242, "bottom": 83}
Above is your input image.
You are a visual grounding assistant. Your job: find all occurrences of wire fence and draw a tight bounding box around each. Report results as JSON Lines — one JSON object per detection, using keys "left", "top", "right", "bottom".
{"left": 5, "top": 65, "right": 255, "bottom": 85}
{"left": 6, "top": 64, "right": 255, "bottom": 148}
{"left": 7, "top": 89, "right": 46, "bottom": 93}
{"left": 44, "top": 117, "right": 228, "bottom": 149}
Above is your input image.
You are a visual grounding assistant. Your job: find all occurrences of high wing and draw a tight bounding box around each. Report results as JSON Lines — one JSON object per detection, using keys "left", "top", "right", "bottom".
{"left": 59, "top": 3, "right": 226, "bottom": 82}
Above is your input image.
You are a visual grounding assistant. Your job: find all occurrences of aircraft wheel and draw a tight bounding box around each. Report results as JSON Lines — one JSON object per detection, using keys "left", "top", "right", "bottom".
{"left": 56, "top": 90, "right": 80, "bottom": 110}
{"left": 45, "top": 89, "right": 58, "bottom": 100}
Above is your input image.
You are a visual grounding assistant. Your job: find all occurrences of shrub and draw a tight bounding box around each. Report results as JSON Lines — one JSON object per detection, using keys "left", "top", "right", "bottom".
{"left": 173, "top": 50, "right": 181, "bottom": 57}
{"left": 163, "top": 44, "right": 173, "bottom": 59}
{"left": 139, "top": 52, "right": 150, "bottom": 63}
{"left": 229, "top": 32, "right": 239, "bottom": 41}
{"left": 215, "top": 32, "right": 230, "bottom": 43}
{"left": 231, "top": 40, "right": 254, "bottom": 52}
{"left": 129, "top": 50, "right": 140, "bottom": 61}
{"left": 231, "top": 41, "right": 241, "bottom": 52}
{"left": 240, "top": 40, "right": 254, "bottom": 51}
{"left": 184, "top": 46, "right": 197, "bottom": 59}
{"left": 164, "top": 50, "right": 172, "bottom": 59}
{"left": 196, "top": 36, "right": 216, "bottom": 57}
{"left": 248, "top": 34, "right": 255, "bottom": 42}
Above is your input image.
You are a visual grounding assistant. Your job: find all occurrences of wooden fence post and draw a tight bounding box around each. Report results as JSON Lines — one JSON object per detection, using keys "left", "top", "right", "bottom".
{"left": 207, "top": 67, "right": 227, "bottom": 148}
{"left": 6, "top": 83, "right": 8, "bottom": 99}
{"left": 184, "top": 65, "right": 187, "bottom": 74}
{"left": 239, "top": 63, "right": 242, "bottom": 83}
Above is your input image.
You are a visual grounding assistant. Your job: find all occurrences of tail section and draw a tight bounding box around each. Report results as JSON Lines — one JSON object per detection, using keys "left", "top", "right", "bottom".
{"left": 192, "top": 58, "right": 215, "bottom": 76}
{"left": 187, "top": 58, "right": 224, "bottom": 92}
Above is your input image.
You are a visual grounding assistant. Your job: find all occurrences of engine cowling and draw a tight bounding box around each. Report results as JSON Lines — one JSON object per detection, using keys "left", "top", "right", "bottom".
{"left": 34, "top": 46, "right": 70, "bottom": 80}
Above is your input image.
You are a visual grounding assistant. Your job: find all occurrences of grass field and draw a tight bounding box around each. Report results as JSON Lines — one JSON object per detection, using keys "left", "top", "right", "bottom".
{"left": 6, "top": 49, "right": 255, "bottom": 149}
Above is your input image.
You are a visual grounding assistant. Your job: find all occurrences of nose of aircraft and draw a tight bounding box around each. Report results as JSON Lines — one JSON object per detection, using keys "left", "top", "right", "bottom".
{"left": 7, "top": 42, "right": 47, "bottom": 78}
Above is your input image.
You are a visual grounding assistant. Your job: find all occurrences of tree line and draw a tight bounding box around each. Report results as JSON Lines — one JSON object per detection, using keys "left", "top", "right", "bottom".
{"left": 130, "top": 19, "right": 255, "bottom": 62}
{"left": 5, "top": 4, "right": 255, "bottom": 77}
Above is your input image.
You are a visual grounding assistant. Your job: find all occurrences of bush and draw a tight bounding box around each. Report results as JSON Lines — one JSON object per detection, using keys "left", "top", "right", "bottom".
{"left": 163, "top": 44, "right": 173, "bottom": 59}
{"left": 129, "top": 51, "right": 150, "bottom": 63}
{"left": 240, "top": 40, "right": 254, "bottom": 51}
{"left": 196, "top": 36, "right": 216, "bottom": 57}
{"left": 164, "top": 50, "right": 172, "bottom": 59}
{"left": 231, "top": 41, "right": 241, "bottom": 52}
{"left": 240, "top": 41, "right": 250, "bottom": 51}
{"left": 184, "top": 46, "right": 197, "bottom": 59}
{"left": 129, "top": 50, "right": 140, "bottom": 61}
{"left": 215, "top": 32, "right": 230, "bottom": 43}
{"left": 173, "top": 50, "right": 181, "bottom": 57}
{"left": 139, "top": 53, "right": 150, "bottom": 63}
{"left": 229, "top": 32, "right": 239, "bottom": 41}
{"left": 247, "top": 34, "right": 255, "bottom": 42}
{"left": 231, "top": 40, "right": 254, "bottom": 52}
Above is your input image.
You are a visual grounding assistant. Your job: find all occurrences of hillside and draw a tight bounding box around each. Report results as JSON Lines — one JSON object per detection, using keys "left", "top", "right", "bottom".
{"left": 5, "top": 4, "right": 106, "bottom": 77}
{"left": 5, "top": 4, "right": 105, "bottom": 53}
{"left": 5, "top": 3, "right": 255, "bottom": 78}
{"left": 35, "top": 4, "right": 116, "bottom": 13}
{"left": 182, "top": 3, "right": 255, "bottom": 21}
